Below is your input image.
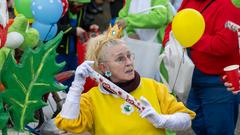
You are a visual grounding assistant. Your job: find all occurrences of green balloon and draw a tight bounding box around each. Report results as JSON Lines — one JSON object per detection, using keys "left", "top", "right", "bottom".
{"left": 14, "top": 0, "right": 33, "bottom": 19}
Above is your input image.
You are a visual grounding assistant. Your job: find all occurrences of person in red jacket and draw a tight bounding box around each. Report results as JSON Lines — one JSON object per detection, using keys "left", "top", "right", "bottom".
{"left": 163, "top": 0, "right": 240, "bottom": 135}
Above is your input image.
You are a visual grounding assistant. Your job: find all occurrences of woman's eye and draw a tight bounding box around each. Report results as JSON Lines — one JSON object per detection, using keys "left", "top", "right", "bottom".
{"left": 127, "top": 54, "right": 131, "bottom": 59}
{"left": 116, "top": 56, "right": 125, "bottom": 62}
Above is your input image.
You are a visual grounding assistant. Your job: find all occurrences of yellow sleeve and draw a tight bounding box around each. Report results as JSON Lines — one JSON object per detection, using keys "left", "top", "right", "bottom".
{"left": 54, "top": 93, "right": 94, "bottom": 134}
{"left": 157, "top": 83, "right": 196, "bottom": 119}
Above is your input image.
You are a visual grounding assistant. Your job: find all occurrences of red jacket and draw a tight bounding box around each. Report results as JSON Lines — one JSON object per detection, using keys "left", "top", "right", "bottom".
{"left": 163, "top": 0, "right": 240, "bottom": 75}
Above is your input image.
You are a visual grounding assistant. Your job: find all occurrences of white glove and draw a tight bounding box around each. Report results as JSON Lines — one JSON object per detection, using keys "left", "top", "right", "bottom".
{"left": 139, "top": 96, "right": 191, "bottom": 130}
{"left": 60, "top": 61, "right": 94, "bottom": 119}
{"left": 139, "top": 96, "right": 166, "bottom": 128}
{"left": 71, "top": 61, "right": 94, "bottom": 90}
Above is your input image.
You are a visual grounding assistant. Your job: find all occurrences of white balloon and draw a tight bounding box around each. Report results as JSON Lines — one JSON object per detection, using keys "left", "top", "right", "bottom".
{"left": 5, "top": 32, "right": 24, "bottom": 49}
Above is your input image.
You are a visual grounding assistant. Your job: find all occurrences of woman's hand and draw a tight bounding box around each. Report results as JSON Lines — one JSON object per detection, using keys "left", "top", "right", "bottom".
{"left": 139, "top": 96, "right": 191, "bottom": 130}
{"left": 73, "top": 61, "right": 94, "bottom": 88}
{"left": 139, "top": 96, "right": 165, "bottom": 128}
{"left": 60, "top": 61, "right": 94, "bottom": 119}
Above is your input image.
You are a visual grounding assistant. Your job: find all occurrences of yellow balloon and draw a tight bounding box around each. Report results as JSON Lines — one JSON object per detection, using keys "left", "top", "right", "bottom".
{"left": 172, "top": 8, "right": 205, "bottom": 48}
{"left": 14, "top": 7, "right": 34, "bottom": 23}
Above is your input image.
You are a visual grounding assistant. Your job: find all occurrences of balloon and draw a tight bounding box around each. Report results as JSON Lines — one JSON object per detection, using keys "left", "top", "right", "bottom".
{"left": 172, "top": 8, "right": 205, "bottom": 48}
{"left": 32, "top": 21, "right": 57, "bottom": 41}
{"left": 31, "top": 0, "right": 63, "bottom": 24}
{"left": 61, "top": 0, "right": 69, "bottom": 17}
{"left": 14, "top": 7, "right": 34, "bottom": 23}
{"left": 5, "top": 32, "right": 24, "bottom": 49}
{"left": 14, "top": 0, "right": 34, "bottom": 19}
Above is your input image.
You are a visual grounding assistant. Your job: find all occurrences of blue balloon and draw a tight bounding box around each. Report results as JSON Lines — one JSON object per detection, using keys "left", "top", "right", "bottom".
{"left": 31, "top": 0, "right": 63, "bottom": 24}
{"left": 32, "top": 21, "right": 58, "bottom": 41}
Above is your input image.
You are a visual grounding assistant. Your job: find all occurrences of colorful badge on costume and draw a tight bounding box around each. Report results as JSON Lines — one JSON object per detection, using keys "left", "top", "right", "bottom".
{"left": 121, "top": 102, "right": 134, "bottom": 115}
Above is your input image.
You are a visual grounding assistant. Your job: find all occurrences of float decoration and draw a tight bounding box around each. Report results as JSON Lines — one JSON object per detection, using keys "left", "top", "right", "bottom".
{"left": 7, "top": 14, "right": 39, "bottom": 50}
{"left": 0, "top": 32, "right": 66, "bottom": 131}
{"left": 0, "top": 94, "right": 9, "bottom": 133}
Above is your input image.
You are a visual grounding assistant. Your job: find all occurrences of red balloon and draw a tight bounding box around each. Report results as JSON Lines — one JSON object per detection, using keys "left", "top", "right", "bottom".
{"left": 0, "top": 24, "right": 8, "bottom": 48}
{"left": 61, "top": 0, "right": 69, "bottom": 17}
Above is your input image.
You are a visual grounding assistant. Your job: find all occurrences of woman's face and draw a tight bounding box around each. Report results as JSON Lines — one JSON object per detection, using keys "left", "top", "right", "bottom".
{"left": 102, "top": 44, "right": 135, "bottom": 83}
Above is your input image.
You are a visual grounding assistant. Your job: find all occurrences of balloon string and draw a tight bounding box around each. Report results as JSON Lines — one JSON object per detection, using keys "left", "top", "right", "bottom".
{"left": 182, "top": 48, "right": 186, "bottom": 63}
{"left": 44, "top": 24, "right": 53, "bottom": 41}
{"left": 172, "top": 49, "right": 184, "bottom": 93}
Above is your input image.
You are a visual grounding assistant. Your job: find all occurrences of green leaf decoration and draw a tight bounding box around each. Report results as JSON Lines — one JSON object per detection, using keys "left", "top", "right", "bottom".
{"left": 0, "top": 94, "right": 9, "bottom": 130}
{"left": 1, "top": 32, "right": 66, "bottom": 131}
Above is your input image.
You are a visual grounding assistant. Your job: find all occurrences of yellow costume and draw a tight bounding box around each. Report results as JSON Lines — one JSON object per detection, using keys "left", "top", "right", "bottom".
{"left": 55, "top": 78, "right": 195, "bottom": 135}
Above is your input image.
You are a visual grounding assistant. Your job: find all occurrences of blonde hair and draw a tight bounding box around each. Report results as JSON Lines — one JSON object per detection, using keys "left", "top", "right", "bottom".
{"left": 85, "top": 34, "right": 126, "bottom": 73}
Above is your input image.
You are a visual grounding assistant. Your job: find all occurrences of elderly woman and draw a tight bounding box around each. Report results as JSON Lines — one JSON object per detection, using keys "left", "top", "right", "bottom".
{"left": 54, "top": 27, "right": 195, "bottom": 135}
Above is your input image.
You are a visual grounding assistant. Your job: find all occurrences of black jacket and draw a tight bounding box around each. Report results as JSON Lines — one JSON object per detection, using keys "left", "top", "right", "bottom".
{"left": 57, "top": 7, "right": 90, "bottom": 54}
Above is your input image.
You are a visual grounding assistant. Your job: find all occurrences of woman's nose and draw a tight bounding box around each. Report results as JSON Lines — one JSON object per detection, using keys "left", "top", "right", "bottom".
{"left": 125, "top": 57, "right": 133, "bottom": 65}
